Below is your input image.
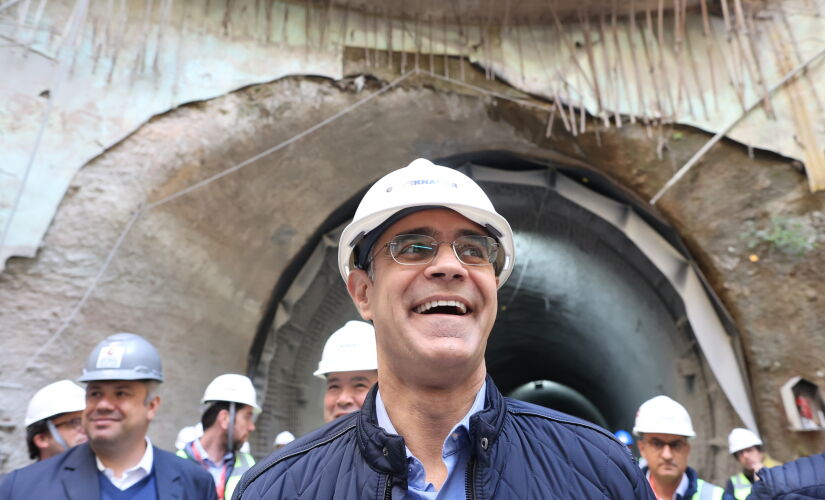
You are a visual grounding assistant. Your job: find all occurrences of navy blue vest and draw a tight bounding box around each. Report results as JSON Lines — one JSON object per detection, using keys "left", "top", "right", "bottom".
{"left": 98, "top": 468, "right": 158, "bottom": 500}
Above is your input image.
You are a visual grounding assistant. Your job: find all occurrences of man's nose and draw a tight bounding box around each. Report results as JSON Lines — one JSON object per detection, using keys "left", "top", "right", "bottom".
{"left": 425, "top": 243, "right": 467, "bottom": 280}
{"left": 336, "top": 389, "right": 356, "bottom": 406}
{"left": 661, "top": 444, "right": 673, "bottom": 459}
{"left": 94, "top": 396, "right": 115, "bottom": 411}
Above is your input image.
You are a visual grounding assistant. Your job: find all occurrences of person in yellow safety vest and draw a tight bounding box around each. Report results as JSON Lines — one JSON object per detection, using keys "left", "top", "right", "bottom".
{"left": 723, "top": 428, "right": 782, "bottom": 500}
{"left": 177, "top": 374, "right": 259, "bottom": 500}
{"left": 314, "top": 321, "right": 378, "bottom": 423}
{"left": 634, "top": 396, "right": 727, "bottom": 500}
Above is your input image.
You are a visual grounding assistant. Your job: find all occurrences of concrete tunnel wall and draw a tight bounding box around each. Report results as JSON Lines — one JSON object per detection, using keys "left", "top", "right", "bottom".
{"left": 249, "top": 154, "right": 742, "bottom": 480}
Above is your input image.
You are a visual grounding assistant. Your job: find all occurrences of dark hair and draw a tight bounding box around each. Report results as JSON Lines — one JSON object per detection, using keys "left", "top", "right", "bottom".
{"left": 201, "top": 402, "right": 249, "bottom": 430}
{"left": 25, "top": 420, "right": 48, "bottom": 460}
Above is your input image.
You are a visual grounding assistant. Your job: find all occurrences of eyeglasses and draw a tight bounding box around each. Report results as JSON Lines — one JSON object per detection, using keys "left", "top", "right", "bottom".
{"left": 372, "top": 234, "right": 500, "bottom": 269}
{"left": 646, "top": 437, "right": 688, "bottom": 452}
{"left": 54, "top": 417, "right": 83, "bottom": 430}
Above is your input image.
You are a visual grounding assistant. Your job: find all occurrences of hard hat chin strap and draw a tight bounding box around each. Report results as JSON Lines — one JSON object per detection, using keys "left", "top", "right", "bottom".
{"left": 227, "top": 402, "right": 236, "bottom": 455}
{"left": 46, "top": 419, "right": 70, "bottom": 452}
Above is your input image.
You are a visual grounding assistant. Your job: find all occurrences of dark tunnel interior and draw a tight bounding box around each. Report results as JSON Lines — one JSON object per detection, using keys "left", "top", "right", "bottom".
{"left": 250, "top": 153, "right": 716, "bottom": 453}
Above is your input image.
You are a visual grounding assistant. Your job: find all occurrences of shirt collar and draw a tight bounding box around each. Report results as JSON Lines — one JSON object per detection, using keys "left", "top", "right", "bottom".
{"left": 192, "top": 436, "right": 234, "bottom": 465}
{"left": 375, "top": 381, "right": 487, "bottom": 458}
{"left": 96, "top": 436, "right": 154, "bottom": 476}
{"left": 644, "top": 469, "right": 690, "bottom": 499}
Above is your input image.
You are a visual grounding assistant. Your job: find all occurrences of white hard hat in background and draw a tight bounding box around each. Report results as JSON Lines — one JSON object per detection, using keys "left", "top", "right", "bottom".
{"left": 728, "top": 427, "right": 763, "bottom": 454}
{"left": 175, "top": 423, "right": 204, "bottom": 450}
{"left": 202, "top": 374, "right": 260, "bottom": 411}
{"left": 338, "top": 158, "right": 515, "bottom": 288}
{"left": 633, "top": 395, "right": 696, "bottom": 438}
{"left": 274, "top": 431, "right": 295, "bottom": 446}
{"left": 25, "top": 380, "right": 87, "bottom": 427}
{"left": 314, "top": 321, "right": 377, "bottom": 379}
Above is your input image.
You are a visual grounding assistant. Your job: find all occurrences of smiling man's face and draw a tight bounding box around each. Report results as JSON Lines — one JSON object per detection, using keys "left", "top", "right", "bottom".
{"left": 348, "top": 209, "right": 499, "bottom": 382}
{"left": 83, "top": 380, "right": 158, "bottom": 449}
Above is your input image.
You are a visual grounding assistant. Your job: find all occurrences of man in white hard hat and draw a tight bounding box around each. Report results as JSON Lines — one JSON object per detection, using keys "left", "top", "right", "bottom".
{"left": 178, "top": 374, "right": 258, "bottom": 500}
{"left": 272, "top": 431, "right": 295, "bottom": 452}
{"left": 314, "top": 320, "right": 378, "bottom": 422}
{"left": 723, "top": 428, "right": 780, "bottom": 499}
{"left": 634, "top": 395, "right": 725, "bottom": 500}
{"left": 234, "top": 159, "right": 652, "bottom": 499}
{"left": 24, "top": 380, "right": 88, "bottom": 462}
{"left": 0, "top": 333, "right": 216, "bottom": 500}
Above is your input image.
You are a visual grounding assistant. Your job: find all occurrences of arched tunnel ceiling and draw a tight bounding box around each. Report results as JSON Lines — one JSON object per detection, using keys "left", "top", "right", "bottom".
{"left": 3, "top": 0, "right": 823, "bottom": 270}
{"left": 249, "top": 153, "right": 752, "bottom": 466}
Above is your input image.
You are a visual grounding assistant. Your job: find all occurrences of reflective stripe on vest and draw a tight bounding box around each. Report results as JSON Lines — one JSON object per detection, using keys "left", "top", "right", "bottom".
{"left": 728, "top": 473, "right": 752, "bottom": 500}
{"left": 692, "top": 479, "right": 725, "bottom": 500}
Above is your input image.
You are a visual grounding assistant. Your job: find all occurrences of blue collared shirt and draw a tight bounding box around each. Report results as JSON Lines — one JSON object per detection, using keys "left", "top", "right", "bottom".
{"left": 187, "top": 437, "right": 234, "bottom": 490}
{"left": 376, "top": 382, "right": 487, "bottom": 500}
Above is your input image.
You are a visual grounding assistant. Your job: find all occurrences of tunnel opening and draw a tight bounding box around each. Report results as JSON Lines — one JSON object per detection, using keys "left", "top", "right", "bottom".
{"left": 248, "top": 152, "right": 749, "bottom": 475}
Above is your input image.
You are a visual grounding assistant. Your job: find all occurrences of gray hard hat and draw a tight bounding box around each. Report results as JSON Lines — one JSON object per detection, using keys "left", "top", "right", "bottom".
{"left": 78, "top": 333, "right": 164, "bottom": 383}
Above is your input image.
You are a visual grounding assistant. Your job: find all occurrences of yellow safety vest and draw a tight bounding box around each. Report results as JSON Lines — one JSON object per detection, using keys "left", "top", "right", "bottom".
{"left": 692, "top": 478, "right": 726, "bottom": 500}
{"left": 176, "top": 448, "right": 255, "bottom": 499}
{"left": 727, "top": 473, "right": 752, "bottom": 500}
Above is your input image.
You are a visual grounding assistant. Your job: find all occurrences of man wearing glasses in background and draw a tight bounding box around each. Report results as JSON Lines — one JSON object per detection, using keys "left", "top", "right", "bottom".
{"left": 23, "top": 380, "right": 88, "bottom": 462}
{"left": 634, "top": 396, "right": 727, "bottom": 500}
{"left": 234, "top": 159, "right": 653, "bottom": 499}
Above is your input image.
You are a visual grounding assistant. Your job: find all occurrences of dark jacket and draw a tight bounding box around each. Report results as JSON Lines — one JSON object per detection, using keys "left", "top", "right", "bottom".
{"left": 234, "top": 376, "right": 654, "bottom": 499}
{"left": 642, "top": 465, "right": 729, "bottom": 500}
{"left": 0, "top": 442, "right": 217, "bottom": 500}
{"left": 748, "top": 452, "right": 825, "bottom": 499}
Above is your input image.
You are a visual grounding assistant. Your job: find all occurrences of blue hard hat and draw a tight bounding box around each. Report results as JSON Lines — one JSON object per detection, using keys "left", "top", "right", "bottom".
{"left": 614, "top": 430, "right": 634, "bottom": 446}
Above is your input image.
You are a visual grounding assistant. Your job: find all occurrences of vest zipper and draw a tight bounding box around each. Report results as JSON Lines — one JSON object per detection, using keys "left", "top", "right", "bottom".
{"left": 384, "top": 474, "right": 392, "bottom": 500}
{"left": 465, "top": 456, "right": 476, "bottom": 500}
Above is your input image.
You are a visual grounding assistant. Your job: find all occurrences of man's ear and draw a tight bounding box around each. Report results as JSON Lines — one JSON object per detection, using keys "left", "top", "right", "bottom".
{"left": 33, "top": 432, "right": 51, "bottom": 450}
{"left": 146, "top": 396, "right": 161, "bottom": 422}
{"left": 347, "top": 270, "right": 373, "bottom": 321}
{"left": 217, "top": 409, "right": 230, "bottom": 431}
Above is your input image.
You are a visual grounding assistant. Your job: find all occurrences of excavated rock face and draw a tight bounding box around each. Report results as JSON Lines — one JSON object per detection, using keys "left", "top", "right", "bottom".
{"left": 0, "top": 64, "right": 822, "bottom": 480}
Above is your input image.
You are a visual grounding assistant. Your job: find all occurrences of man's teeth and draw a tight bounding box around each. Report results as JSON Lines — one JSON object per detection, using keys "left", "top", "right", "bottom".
{"left": 414, "top": 300, "right": 468, "bottom": 314}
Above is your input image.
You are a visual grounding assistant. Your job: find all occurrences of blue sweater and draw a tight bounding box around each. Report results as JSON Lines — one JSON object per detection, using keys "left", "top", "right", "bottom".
{"left": 99, "top": 469, "right": 157, "bottom": 500}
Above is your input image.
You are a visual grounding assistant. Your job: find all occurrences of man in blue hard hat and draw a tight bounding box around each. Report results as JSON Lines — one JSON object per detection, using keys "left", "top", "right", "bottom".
{"left": 0, "top": 333, "right": 217, "bottom": 500}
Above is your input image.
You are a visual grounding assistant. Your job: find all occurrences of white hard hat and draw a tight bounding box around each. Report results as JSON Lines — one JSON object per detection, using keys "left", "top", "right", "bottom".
{"left": 313, "top": 321, "right": 377, "bottom": 379}
{"left": 25, "top": 380, "right": 87, "bottom": 427}
{"left": 728, "top": 427, "right": 763, "bottom": 454}
{"left": 175, "top": 423, "right": 204, "bottom": 450}
{"left": 633, "top": 395, "right": 696, "bottom": 437}
{"left": 274, "top": 431, "right": 295, "bottom": 446}
{"left": 202, "top": 374, "right": 260, "bottom": 410}
{"left": 338, "top": 158, "right": 515, "bottom": 289}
